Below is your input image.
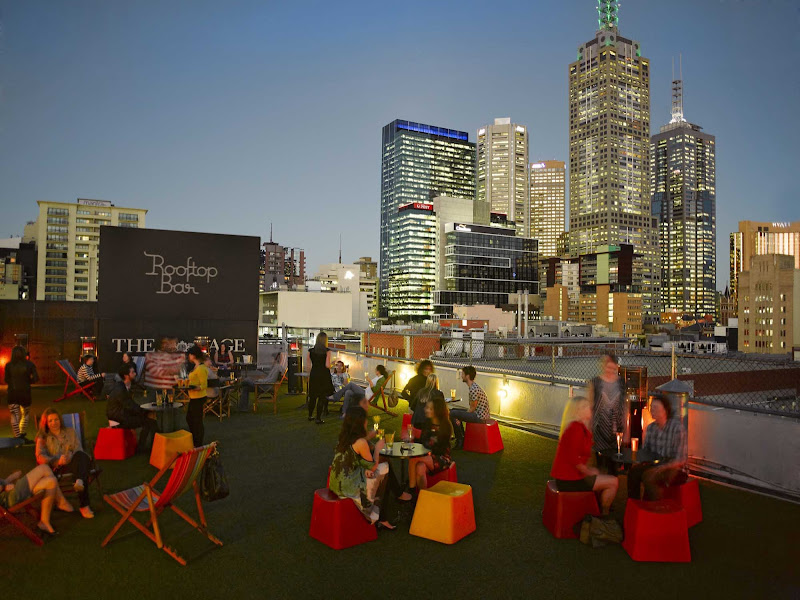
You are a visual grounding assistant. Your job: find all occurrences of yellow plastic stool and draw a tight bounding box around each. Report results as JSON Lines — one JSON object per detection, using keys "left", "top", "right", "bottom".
{"left": 149, "top": 430, "right": 194, "bottom": 470}
{"left": 409, "top": 481, "right": 476, "bottom": 544}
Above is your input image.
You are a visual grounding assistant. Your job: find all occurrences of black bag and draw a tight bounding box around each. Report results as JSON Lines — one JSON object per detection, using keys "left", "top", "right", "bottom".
{"left": 200, "top": 448, "right": 229, "bottom": 502}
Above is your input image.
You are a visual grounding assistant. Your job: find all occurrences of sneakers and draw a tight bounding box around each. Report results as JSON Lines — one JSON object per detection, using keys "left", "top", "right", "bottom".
{"left": 73, "top": 479, "right": 85, "bottom": 493}
{"left": 79, "top": 506, "right": 95, "bottom": 519}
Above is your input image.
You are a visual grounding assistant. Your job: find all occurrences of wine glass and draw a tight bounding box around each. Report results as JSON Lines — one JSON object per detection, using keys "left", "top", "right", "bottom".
{"left": 407, "top": 424, "right": 413, "bottom": 443}
{"left": 385, "top": 431, "right": 394, "bottom": 450}
{"left": 378, "top": 428, "right": 384, "bottom": 440}
{"left": 615, "top": 431, "right": 623, "bottom": 457}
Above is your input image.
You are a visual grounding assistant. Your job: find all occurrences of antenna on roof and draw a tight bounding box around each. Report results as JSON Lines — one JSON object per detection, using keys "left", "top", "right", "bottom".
{"left": 670, "top": 53, "right": 685, "bottom": 124}
{"left": 269, "top": 222, "right": 273, "bottom": 244}
{"left": 339, "top": 234, "right": 342, "bottom": 264}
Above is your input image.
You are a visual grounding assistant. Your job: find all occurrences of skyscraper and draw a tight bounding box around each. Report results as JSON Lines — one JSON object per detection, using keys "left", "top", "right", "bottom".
{"left": 730, "top": 221, "right": 800, "bottom": 301}
{"left": 568, "top": 1, "right": 658, "bottom": 318}
{"left": 529, "top": 160, "right": 566, "bottom": 258}
{"left": 651, "top": 71, "right": 716, "bottom": 318}
{"left": 477, "top": 118, "right": 530, "bottom": 236}
{"left": 380, "top": 120, "right": 476, "bottom": 320}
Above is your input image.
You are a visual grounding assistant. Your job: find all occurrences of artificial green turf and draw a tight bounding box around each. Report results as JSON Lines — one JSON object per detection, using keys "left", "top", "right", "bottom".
{"left": 0, "top": 385, "right": 798, "bottom": 600}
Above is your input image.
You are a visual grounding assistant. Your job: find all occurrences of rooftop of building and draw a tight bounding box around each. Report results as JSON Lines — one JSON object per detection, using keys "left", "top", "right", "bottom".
{"left": 0, "top": 384, "right": 797, "bottom": 598}
{"left": 35, "top": 198, "right": 149, "bottom": 213}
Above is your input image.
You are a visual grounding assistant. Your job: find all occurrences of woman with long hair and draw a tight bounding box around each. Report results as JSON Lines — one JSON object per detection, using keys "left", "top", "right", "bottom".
{"left": 3, "top": 345, "right": 38, "bottom": 441}
{"left": 329, "top": 406, "right": 410, "bottom": 529}
{"left": 365, "top": 364, "right": 394, "bottom": 407}
{"left": 409, "top": 394, "right": 453, "bottom": 492}
{"left": 35, "top": 408, "right": 94, "bottom": 518}
{"left": 411, "top": 372, "right": 444, "bottom": 428}
{"left": 551, "top": 396, "right": 618, "bottom": 516}
{"left": 401, "top": 359, "right": 434, "bottom": 411}
{"left": 307, "top": 332, "right": 334, "bottom": 424}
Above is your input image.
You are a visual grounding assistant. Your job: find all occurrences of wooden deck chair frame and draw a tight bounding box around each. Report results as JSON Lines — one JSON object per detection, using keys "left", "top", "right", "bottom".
{"left": 56, "top": 411, "right": 103, "bottom": 499}
{"left": 253, "top": 368, "right": 288, "bottom": 414}
{"left": 54, "top": 359, "right": 95, "bottom": 403}
{"left": 373, "top": 371, "right": 397, "bottom": 416}
{"left": 101, "top": 443, "right": 222, "bottom": 566}
{"left": 0, "top": 491, "right": 45, "bottom": 546}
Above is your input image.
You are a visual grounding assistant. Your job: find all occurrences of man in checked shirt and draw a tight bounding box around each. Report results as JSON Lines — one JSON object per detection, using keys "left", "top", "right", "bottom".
{"left": 449, "top": 366, "right": 491, "bottom": 450}
{"left": 627, "top": 393, "right": 688, "bottom": 500}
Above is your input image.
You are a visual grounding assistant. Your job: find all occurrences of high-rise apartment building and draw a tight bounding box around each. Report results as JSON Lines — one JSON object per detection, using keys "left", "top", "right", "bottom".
{"left": 386, "top": 202, "right": 437, "bottom": 321}
{"left": 730, "top": 221, "right": 800, "bottom": 303}
{"left": 261, "top": 237, "right": 306, "bottom": 291}
{"left": 651, "top": 75, "right": 716, "bottom": 318}
{"left": 477, "top": 118, "right": 529, "bottom": 236}
{"left": 529, "top": 160, "right": 566, "bottom": 258}
{"left": 380, "top": 120, "right": 476, "bottom": 320}
{"left": 26, "top": 199, "right": 147, "bottom": 301}
{"left": 568, "top": 1, "right": 658, "bottom": 318}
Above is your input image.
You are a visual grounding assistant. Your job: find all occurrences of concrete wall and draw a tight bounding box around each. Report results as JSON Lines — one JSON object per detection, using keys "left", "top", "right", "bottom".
{"left": 336, "top": 349, "right": 800, "bottom": 496}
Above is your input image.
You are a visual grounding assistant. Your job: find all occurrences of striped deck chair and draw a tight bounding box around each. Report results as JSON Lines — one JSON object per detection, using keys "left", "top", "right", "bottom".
{"left": 54, "top": 359, "right": 95, "bottom": 403}
{"left": 101, "top": 443, "right": 222, "bottom": 565}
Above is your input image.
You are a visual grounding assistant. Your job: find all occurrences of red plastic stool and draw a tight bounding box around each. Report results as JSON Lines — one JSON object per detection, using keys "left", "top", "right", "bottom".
{"left": 412, "top": 427, "right": 422, "bottom": 440}
{"left": 542, "top": 480, "right": 600, "bottom": 539}
{"left": 309, "top": 488, "right": 377, "bottom": 549}
{"left": 94, "top": 427, "right": 137, "bottom": 460}
{"left": 401, "top": 413, "right": 412, "bottom": 430}
{"left": 622, "top": 499, "right": 691, "bottom": 562}
{"left": 663, "top": 478, "right": 702, "bottom": 527}
{"left": 463, "top": 420, "right": 504, "bottom": 454}
{"left": 424, "top": 462, "right": 458, "bottom": 489}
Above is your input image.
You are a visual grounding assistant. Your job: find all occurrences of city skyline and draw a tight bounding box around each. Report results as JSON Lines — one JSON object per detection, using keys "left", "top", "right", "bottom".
{"left": 1, "top": 1, "right": 799, "bottom": 287}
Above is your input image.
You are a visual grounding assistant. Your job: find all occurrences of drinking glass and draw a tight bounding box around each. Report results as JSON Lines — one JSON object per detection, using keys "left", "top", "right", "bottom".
{"left": 407, "top": 424, "right": 413, "bottom": 443}
{"left": 386, "top": 432, "right": 394, "bottom": 450}
{"left": 450, "top": 388, "right": 457, "bottom": 401}
{"left": 615, "top": 431, "right": 623, "bottom": 457}
{"left": 378, "top": 428, "right": 384, "bottom": 440}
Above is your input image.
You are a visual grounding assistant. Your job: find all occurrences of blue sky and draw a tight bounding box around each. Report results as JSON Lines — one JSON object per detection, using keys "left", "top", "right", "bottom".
{"left": 1, "top": 0, "right": 798, "bottom": 288}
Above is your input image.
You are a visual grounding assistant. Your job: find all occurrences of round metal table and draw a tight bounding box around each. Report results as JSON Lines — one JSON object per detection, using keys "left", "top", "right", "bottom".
{"left": 141, "top": 402, "right": 183, "bottom": 433}
{"left": 379, "top": 442, "right": 429, "bottom": 488}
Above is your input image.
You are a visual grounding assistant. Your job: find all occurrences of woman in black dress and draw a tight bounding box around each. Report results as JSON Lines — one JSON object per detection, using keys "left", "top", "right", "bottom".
{"left": 307, "top": 332, "right": 334, "bottom": 424}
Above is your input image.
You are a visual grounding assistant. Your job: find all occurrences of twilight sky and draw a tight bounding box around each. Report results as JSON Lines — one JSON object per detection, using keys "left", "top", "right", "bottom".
{"left": 1, "top": 0, "right": 798, "bottom": 288}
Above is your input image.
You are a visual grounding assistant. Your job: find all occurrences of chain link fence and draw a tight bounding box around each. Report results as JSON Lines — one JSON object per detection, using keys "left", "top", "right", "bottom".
{"left": 356, "top": 331, "right": 800, "bottom": 418}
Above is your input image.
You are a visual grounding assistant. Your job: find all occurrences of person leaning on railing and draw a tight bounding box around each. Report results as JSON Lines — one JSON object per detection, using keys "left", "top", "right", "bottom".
{"left": 627, "top": 393, "right": 688, "bottom": 501}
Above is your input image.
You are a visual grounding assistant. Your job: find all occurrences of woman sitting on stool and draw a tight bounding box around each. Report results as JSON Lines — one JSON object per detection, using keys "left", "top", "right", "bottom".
{"left": 411, "top": 373, "right": 444, "bottom": 428}
{"left": 550, "top": 396, "right": 618, "bottom": 517}
{"left": 35, "top": 408, "right": 95, "bottom": 519}
{"left": 409, "top": 393, "right": 453, "bottom": 492}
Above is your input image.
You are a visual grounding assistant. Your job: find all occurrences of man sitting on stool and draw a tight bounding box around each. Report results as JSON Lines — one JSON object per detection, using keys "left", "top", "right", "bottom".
{"left": 107, "top": 364, "right": 160, "bottom": 453}
{"left": 627, "top": 393, "right": 688, "bottom": 500}
{"left": 449, "top": 366, "right": 491, "bottom": 450}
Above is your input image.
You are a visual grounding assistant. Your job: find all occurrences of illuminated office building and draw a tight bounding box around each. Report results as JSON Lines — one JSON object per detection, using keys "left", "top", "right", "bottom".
{"left": 568, "top": 1, "right": 658, "bottom": 318}
{"left": 529, "top": 160, "right": 566, "bottom": 258}
{"left": 386, "top": 202, "right": 438, "bottom": 321}
{"left": 477, "top": 118, "right": 529, "bottom": 236}
{"left": 651, "top": 74, "right": 716, "bottom": 318}
{"left": 380, "top": 120, "right": 476, "bottom": 320}
{"left": 730, "top": 221, "right": 800, "bottom": 303}
{"left": 25, "top": 198, "right": 147, "bottom": 301}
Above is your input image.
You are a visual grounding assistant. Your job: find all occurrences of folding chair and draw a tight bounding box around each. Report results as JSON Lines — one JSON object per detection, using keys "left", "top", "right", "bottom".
{"left": 58, "top": 412, "right": 103, "bottom": 497}
{"left": 373, "top": 372, "right": 397, "bottom": 416}
{"left": 54, "top": 359, "right": 95, "bottom": 403}
{"left": 0, "top": 491, "right": 45, "bottom": 546}
{"left": 254, "top": 368, "right": 288, "bottom": 414}
{"left": 101, "top": 443, "right": 223, "bottom": 565}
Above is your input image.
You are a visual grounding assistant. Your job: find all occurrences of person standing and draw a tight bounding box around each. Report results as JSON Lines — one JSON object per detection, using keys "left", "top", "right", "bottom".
{"left": 449, "top": 366, "right": 491, "bottom": 449}
{"left": 307, "top": 332, "right": 334, "bottom": 424}
{"left": 3, "top": 346, "right": 39, "bottom": 442}
{"left": 586, "top": 352, "right": 625, "bottom": 473}
{"left": 186, "top": 346, "right": 209, "bottom": 446}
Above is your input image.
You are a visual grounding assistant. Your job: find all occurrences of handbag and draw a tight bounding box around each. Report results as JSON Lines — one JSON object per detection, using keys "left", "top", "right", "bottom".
{"left": 387, "top": 392, "right": 399, "bottom": 408}
{"left": 200, "top": 447, "right": 230, "bottom": 502}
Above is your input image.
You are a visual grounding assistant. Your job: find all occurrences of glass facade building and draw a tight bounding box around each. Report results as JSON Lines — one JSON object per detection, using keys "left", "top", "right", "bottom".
{"left": 434, "top": 223, "right": 538, "bottom": 317}
{"left": 380, "top": 120, "right": 476, "bottom": 320}
{"left": 386, "top": 203, "right": 437, "bottom": 320}
{"left": 651, "top": 114, "right": 716, "bottom": 318}
{"left": 529, "top": 160, "right": 566, "bottom": 259}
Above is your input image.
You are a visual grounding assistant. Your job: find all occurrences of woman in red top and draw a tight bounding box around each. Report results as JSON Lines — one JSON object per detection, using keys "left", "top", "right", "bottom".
{"left": 551, "top": 397, "right": 619, "bottom": 516}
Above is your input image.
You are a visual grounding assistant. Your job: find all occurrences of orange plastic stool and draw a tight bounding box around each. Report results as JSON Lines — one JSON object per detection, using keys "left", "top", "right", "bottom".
{"left": 542, "top": 480, "right": 600, "bottom": 539}
{"left": 410, "top": 481, "right": 476, "bottom": 544}
{"left": 149, "top": 430, "right": 193, "bottom": 470}
{"left": 663, "top": 478, "right": 702, "bottom": 527}
{"left": 309, "top": 488, "right": 377, "bottom": 550}
{"left": 463, "top": 420, "right": 504, "bottom": 454}
{"left": 424, "top": 462, "right": 458, "bottom": 489}
{"left": 622, "top": 499, "right": 691, "bottom": 562}
{"left": 94, "top": 427, "right": 137, "bottom": 460}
